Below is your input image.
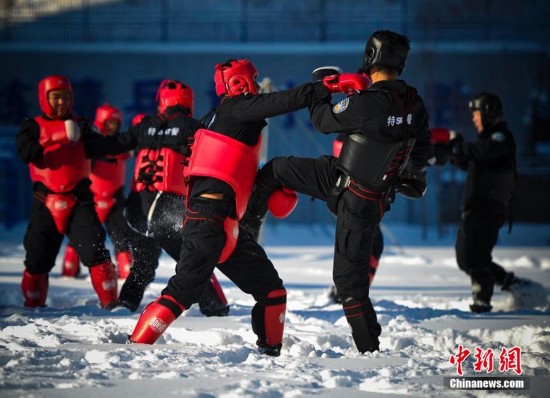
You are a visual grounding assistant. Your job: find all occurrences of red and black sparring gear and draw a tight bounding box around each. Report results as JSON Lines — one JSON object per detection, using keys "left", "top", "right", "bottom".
{"left": 214, "top": 59, "right": 259, "bottom": 97}
{"left": 363, "top": 30, "right": 410, "bottom": 76}
{"left": 38, "top": 75, "right": 73, "bottom": 119}
{"left": 252, "top": 288, "right": 287, "bottom": 356}
{"left": 322, "top": 73, "right": 371, "bottom": 95}
{"left": 184, "top": 129, "right": 262, "bottom": 262}
{"left": 342, "top": 297, "right": 381, "bottom": 353}
{"left": 133, "top": 148, "right": 186, "bottom": 195}
{"left": 468, "top": 91, "right": 503, "bottom": 130}
{"left": 94, "top": 103, "right": 123, "bottom": 135}
{"left": 156, "top": 80, "right": 194, "bottom": 115}
{"left": 116, "top": 251, "right": 133, "bottom": 280}
{"left": 129, "top": 294, "right": 185, "bottom": 344}
{"left": 21, "top": 271, "right": 48, "bottom": 307}
{"left": 89, "top": 260, "right": 118, "bottom": 309}
{"left": 312, "top": 66, "right": 342, "bottom": 83}
{"left": 30, "top": 116, "right": 90, "bottom": 194}
{"left": 131, "top": 113, "right": 146, "bottom": 126}
{"left": 267, "top": 187, "right": 298, "bottom": 219}
{"left": 61, "top": 245, "right": 81, "bottom": 277}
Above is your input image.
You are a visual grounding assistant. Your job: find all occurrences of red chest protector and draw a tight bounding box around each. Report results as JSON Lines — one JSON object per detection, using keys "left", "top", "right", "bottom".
{"left": 29, "top": 116, "right": 91, "bottom": 193}
{"left": 132, "top": 148, "right": 186, "bottom": 195}
{"left": 90, "top": 152, "right": 130, "bottom": 223}
{"left": 184, "top": 129, "right": 262, "bottom": 220}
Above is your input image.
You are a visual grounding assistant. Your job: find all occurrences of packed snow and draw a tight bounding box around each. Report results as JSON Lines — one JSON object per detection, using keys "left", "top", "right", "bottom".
{"left": 0, "top": 222, "right": 549, "bottom": 397}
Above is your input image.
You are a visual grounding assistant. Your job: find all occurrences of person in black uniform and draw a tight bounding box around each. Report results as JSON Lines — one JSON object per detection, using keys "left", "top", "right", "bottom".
{"left": 128, "top": 60, "right": 329, "bottom": 357}
{"left": 433, "top": 92, "right": 545, "bottom": 313}
{"left": 109, "top": 80, "right": 229, "bottom": 317}
{"left": 243, "top": 30, "right": 433, "bottom": 353}
{"left": 328, "top": 132, "right": 385, "bottom": 303}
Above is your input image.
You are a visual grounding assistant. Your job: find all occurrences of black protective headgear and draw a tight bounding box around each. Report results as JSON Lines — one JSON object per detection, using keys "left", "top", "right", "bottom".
{"left": 469, "top": 91, "right": 503, "bottom": 129}
{"left": 363, "top": 30, "right": 410, "bottom": 76}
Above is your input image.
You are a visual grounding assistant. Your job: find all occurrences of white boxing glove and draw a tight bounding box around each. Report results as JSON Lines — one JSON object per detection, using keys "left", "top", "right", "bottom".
{"left": 64, "top": 119, "right": 81, "bottom": 142}
{"left": 312, "top": 66, "right": 342, "bottom": 82}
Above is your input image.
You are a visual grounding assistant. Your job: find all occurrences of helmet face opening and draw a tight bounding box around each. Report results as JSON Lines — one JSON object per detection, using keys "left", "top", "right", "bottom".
{"left": 156, "top": 80, "right": 194, "bottom": 115}
{"left": 94, "top": 103, "right": 122, "bottom": 135}
{"left": 214, "top": 59, "right": 259, "bottom": 97}
{"left": 469, "top": 92, "right": 503, "bottom": 129}
{"left": 363, "top": 31, "right": 410, "bottom": 76}
{"left": 38, "top": 75, "right": 73, "bottom": 119}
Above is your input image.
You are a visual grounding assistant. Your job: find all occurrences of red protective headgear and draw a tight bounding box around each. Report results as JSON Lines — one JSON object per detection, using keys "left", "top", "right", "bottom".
{"left": 156, "top": 80, "right": 194, "bottom": 115}
{"left": 38, "top": 75, "right": 73, "bottom": 119}
{"left": 94, "top": 103, "right": 122, "bottom": 135}
{"left": 131, "top": 113, "right": 146, "bottom": 126}
{"left": 214, "top": 59, "right": 259, "bottom": 97}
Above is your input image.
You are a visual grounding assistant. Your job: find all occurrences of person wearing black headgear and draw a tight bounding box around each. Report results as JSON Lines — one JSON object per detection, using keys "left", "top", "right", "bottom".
{"left": 242, "top": 30, "right": 433, "bottom": 354}
{"left": 444, "top": 91, "right": 545, "bottom": 312}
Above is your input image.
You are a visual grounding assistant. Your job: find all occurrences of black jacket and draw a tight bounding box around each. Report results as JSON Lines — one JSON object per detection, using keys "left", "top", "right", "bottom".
{"left": 310, "top": 80, "right": 433, "bottom": 175}
{"left": 451, "top": 121, "right": 516, "bottom": 209}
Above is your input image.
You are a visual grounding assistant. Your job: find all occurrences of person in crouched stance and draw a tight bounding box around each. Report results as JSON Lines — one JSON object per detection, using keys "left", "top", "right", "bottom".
{"left": 115, "top": 80, "right": 229, "bottom": 316}
{"left": 129, "top": 59, "right": 328, "bottom": 356}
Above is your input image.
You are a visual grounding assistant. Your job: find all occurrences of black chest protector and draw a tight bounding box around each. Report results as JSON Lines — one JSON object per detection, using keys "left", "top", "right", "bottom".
{"left": 336, "top": 88, "right": 417, "bottom": 191}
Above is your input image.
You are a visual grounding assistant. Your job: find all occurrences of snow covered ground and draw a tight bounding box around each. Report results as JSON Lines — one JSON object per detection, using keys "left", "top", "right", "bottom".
{"left": 0, "top": 222, "right": 549, "bottom": 397}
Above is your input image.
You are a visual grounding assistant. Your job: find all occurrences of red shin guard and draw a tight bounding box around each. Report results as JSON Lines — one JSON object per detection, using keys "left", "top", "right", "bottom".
{"left": 21, "top": 271, "right": 48, "bottom": 307}
{"left": 89, "top": 261, "right": 118, "bottom": 308}
{"left": 116, "top": 250, "right": 133, "bottom": 279}
{"left": 264, "top": 289, "right": 287, "bottom": 346}
{"left": 130, "top": 295, "right": 185, "bottom": 344}
{"left": 210, "top": 273, "right": 228, "bottom": 306}
{"left": 62, "top": 245, "right": 81, "bottom": 277}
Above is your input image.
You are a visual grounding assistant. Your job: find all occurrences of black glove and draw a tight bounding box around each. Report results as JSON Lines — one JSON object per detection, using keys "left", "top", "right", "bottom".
{"left": 398, "top": 169, "right": 427, "bottom": 199}
{"left": 450, "top": 134, "right": 464, "bottom": 155}
{"left": 433, "top": 144, "right": 452, "bottom": 166}
{"left": 312, "top": 66, "right": 342, "bottom": 82}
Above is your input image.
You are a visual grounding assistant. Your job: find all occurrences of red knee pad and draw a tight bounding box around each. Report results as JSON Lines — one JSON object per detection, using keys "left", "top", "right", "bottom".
{"left": 264, "top": 289, "right": 287, "bottom": 346}
{"left": 267, "top": 188, "right": 298, "bottom": 219}
{"left": 130, "top": 295, "right": 185, "bottom": 344}
{"left": 116, "top": 250, "right": 133, "bottom": 279}
{"left": 62, "top": 245, "right": 81, "bottom": 278}
{"left": 21, "top": 271, "right": 48, "bottom": 307}
{"left": 89, "top": 261, "right": 118, "bottom": 309}
{"left": 219, "top": 217, "right": 239, "bottom": 263}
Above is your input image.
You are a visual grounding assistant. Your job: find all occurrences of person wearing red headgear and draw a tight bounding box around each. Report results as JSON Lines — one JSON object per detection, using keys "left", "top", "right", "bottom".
{"left": 15, "top": 75, "right": 130, "bottom": 310}
{"left": 61, "top": 103, "right": 134, "bottom": 279}
{"left": 128, "top": 60, "right": 328, "bottom": 356}
{"left": 111, "top": 80, "right": 229, "bottom": 317}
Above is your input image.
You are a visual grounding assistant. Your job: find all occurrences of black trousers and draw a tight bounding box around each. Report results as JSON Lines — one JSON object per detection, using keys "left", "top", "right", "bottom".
{"left": 124, "top": 191, "right": 188, "bottom": 278}
{"left": 24, "top": 189, "right": 110, "bottom": 274}
{"left": 163, "top": 184, "right": 284, "bottom": 309}
{"left": 104, "top": 187, "right": 133, "bottom": 254}
{"left": 455, "top": 204, "right": 508, "bottom": 302}
{"left": 269, "top": 155, "right": 383, "bottom": 301}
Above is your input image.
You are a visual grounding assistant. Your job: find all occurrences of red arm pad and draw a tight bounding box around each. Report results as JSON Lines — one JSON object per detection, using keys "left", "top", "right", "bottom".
{"left": 430, "top": 127, "right": 457, "bottom": 145}
{"left": 337, "top": 73, "right": 371, "bottom": 94}
{"left": 268, "top": 187, "right": 298, "bottom": 219}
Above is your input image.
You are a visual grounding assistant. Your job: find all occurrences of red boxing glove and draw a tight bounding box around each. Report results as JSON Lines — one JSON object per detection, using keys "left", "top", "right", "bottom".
{"left": 322, "top": 74, "right": 341, "bottom": 94}
{"left": 267, "top": 187, "right": 298, "bottom": 219}
{"left": 337, "top": 73, "right": 371, "bottom": 94}
{"left": 430, "top": 127, "right": 457, "bottom": 145}
{"left": 39, "top": 120, "right": 81, "bottom": 148}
